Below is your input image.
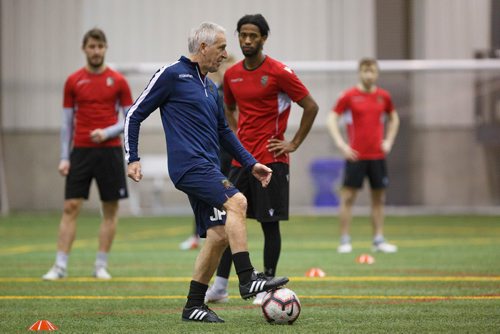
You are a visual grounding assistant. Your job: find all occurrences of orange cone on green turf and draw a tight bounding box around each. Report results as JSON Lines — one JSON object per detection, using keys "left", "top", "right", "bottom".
{"left": 356, "top": 254, "right": 375, "bottom": 264}
{"left": 29, "top": 320, "right": 58, "bottom": 331}
{"left": 305, "top": 267, "right": 326, "bottom": 277}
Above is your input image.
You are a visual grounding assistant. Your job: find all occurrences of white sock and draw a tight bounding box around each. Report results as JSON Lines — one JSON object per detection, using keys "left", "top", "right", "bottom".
{"left": 95, "top": 251, "right": 108, "bottom": 269}
{"left": 340, "top": 234, "right": 351, "bottom": 245}
{"left": 55, "top": 251, "right": 68, "bottom": 269}
{"left": 373, "top": 234, "right": 385, "bottom": 245}
{"left": 213, "top": 276, "right": 229, "bottom": 292}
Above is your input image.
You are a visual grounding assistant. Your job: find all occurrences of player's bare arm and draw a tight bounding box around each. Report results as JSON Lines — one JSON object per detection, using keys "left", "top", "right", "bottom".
{"left": 382, "top": 110, "right": 400, "bottom": 154}
{"left": 267, "top": 94, "right": 318, "bottom": 157}
{"left": 127, "top": 161, "right": 143, "bottom": 182}
{"left": 327, "top": 112, "right": 359, "bottom": 161}
{"left": 251, "top": 163, "right": 272, "bottom": 188}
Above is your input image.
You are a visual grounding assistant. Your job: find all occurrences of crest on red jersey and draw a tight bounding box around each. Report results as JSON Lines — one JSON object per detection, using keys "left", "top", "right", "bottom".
{"left": 261, "top": 75, "right": 268, "bottom": 86}
{"left": 106, "top": 77, "right": 115, "bottom": 87}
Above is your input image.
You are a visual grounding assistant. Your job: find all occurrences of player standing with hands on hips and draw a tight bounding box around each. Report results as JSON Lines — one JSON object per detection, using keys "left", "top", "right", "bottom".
{"left": 124, "top": 22, "right": 289, "bottom": 323}
{"left": 43, "top": 28, "right": 133, "bottom": 280}
{"left": 205, "top": 14, "right": 318, "bottom": 306}
{"left": 327, "top": 58, "right": 399, "bottom": 254}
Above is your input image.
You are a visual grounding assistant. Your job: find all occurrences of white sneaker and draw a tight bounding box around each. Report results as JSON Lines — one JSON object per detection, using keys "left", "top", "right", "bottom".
{"left": 337, "top": 243, "right": 353, "bottom": 253}
{"left": 42, "top": 265, "right": 67, "bottom": 280}
{"left": 179, "top": 235, "right": 200, "bottom": 250}
{"left": 94, "top": 267, "right": 112, "bottom": 279}
{"left": 205, "top": 285, "right": 229, "bottom": 303}
{"left": 252, "top": 291, "right": 267, "bottom": 305}
{"left": 373, "top": 242, "right": 398, "bottom": 253}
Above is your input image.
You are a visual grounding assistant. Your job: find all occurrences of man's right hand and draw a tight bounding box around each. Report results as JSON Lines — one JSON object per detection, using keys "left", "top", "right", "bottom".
{"left": 127, "top": 161, "right": 143, "bottom": 182}
{"left": 339, "top": 143, "right": 359, "bottom": 162}
{"left": 251, "top": 163, "right": 273, "bottom": 188}
{"left": 58, "top": 160, "right": 70, "bottom": 176}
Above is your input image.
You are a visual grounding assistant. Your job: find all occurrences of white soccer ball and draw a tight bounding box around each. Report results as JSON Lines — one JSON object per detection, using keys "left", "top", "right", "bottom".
{"left": 261, "top": 288, "right": 301, "bottom": 325}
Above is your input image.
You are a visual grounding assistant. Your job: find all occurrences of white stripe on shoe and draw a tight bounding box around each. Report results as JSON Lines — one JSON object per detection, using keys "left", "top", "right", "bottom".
{"left": 189, "top": 310, "right": 207, "bottom": 321}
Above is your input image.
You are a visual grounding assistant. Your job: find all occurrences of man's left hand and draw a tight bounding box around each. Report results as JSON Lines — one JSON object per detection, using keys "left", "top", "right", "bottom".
{"left": 381, "top": 139, "right": 393, "bottom": 154}
{"left": 90, "top": 129, "right": 107, "bottom": 143}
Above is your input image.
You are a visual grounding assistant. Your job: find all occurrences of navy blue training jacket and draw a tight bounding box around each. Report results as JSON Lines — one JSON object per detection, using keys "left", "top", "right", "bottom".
{"left": 124, "top": 56, "right": 257, "bottom": 184}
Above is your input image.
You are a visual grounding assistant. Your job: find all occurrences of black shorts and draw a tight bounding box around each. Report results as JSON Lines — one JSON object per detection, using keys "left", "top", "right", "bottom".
{"left": 228, "top": 162, "right": 289, "bottom": 222}
{"left": 343, "top": 159, "right": 388, "bottom": 189}
{"left": 65, "top": 147, "right": 128, "bottom": 201}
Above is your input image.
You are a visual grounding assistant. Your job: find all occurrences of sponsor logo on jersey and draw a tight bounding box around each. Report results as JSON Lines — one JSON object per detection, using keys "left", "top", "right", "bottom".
{"left": 261, "top": 75, "right": 268, "bottom": 86}
{"left": 76, "top": 79, "right": 91, "bottom": 86}
{"left": 106, "top": 77, "right": 115, "bottom": 87}
{"left": 230, "top": 78, "right": 243, "bottom": 83}
{"left": 179, "top": 73, "right": 193, "bottom": 78}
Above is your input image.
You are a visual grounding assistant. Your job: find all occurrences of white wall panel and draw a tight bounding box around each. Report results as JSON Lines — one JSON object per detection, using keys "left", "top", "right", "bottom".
{"left": 2, "top": 0, "right": 375, "bottom": 130}
{"left": 411, "top": 0, "right": 490, "bottom": 128}
{"left": 2, "top": 0, "right": 83, "bottom": 130}
{"left": 412, "top": 0, "right": 490, "bottom": 59}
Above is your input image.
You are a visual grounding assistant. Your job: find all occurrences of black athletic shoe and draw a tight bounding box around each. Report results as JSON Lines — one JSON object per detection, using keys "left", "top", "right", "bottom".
{"left": 239, "top": 271, "right": 289, "bottom": 300}
{"left": 181, "top": 304, "right": 225, "bottom": 323}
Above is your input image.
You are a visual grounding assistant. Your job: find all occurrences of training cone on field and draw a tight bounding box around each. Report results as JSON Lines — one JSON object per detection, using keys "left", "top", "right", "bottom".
{"left": 29, "top": 320, "right": 58, "bottom": 331}
{"left": 356, "top": 254, "right": 375, "bottom": 264}
{"left": 305, "top": 267, "right": 326, "bottom": 277}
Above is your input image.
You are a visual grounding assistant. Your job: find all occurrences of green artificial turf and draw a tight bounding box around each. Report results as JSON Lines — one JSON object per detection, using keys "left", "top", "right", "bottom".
{"left": 0, "top": 213, "right": 498, "bottom": 333}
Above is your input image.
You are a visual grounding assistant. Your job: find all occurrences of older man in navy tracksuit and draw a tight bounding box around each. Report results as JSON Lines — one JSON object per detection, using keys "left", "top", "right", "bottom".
{"left": 124, "top": 22, "right": 289, "bottom": 323}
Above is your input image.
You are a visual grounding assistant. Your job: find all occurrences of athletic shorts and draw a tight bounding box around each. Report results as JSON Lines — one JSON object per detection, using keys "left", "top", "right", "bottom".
{"left": 175, "top": 163, "right": 239, "bottom": 238}
{"left": 65, "top": 147, "right": 128, "bottom": 201}
{"left": 343, "top": 159, "right": 388, "bottom": 189}
{"left": 228, "top": 162, "right": 289, "bottom": 223}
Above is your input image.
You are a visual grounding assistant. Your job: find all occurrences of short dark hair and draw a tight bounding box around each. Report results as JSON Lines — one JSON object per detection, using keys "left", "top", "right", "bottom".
{"left": 82, "top": 28, "right": 107, "bottom": 47}
{"left": 236, "top": 14, "right": 270, "bottom": 37}
{"left": 358, "top": 57, "right": 378, "bottom": 69}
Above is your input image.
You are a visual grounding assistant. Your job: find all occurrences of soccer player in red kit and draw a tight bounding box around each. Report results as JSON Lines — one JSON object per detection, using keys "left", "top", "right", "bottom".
{"left": 205, "top": 14, "right": 318, "bottom": 305}
{"left": 43, "top": 28, "right": 133, "bottom": 280}
{"left": 327, "top": 58, "right": 400, "bottom": 254}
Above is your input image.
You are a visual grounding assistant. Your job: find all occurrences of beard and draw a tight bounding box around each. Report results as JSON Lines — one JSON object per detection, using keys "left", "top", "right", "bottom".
{"left": 87, "top": 56, "right": 104, "bottom": 69}
{"left": 241, "top": 44, "right": 261, "bottom": 58}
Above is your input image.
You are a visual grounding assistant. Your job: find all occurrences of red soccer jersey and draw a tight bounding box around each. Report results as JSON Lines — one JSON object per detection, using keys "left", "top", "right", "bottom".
{"left": 63, "top": 67, "right": 133, "bottom": 148}
{"left": 333, "top": 87, "right": 395, "bottom": 160}
{"left": 224, "top": 56, "right": 309, "bottom": 166}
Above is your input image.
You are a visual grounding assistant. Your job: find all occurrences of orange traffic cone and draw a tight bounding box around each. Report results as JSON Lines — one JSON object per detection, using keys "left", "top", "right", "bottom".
{"left": 305, "top": 267, "right": 326, "bottom": 277}
{"left": 29, "top": 320, "right": 58, "bottom": 331}
{"left": 355, "top": 254, "right": 375, "bottom": 264}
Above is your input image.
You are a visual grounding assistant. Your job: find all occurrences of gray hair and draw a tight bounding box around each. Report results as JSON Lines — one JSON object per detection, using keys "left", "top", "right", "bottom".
{"left": 188, "top": 22, "right": 226, "bottom": 54}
